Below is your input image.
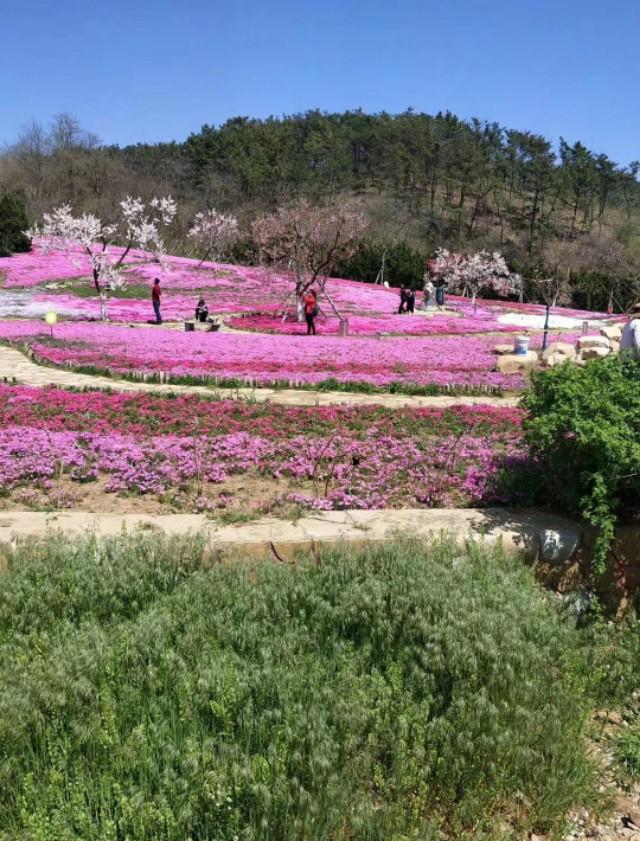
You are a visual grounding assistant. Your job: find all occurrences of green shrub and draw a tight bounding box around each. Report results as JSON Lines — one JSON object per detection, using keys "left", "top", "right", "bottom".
{"left": 0, "top": 192, "right": 31, "bottom": 257}
{"left": 522, "top": 354, "right": 640, "bottom": 576}
{"left": 337, "top": 239, "right": 426, "bottom": 288}
{"left": 0, "top": 534, "right": 594, "bottom": 839}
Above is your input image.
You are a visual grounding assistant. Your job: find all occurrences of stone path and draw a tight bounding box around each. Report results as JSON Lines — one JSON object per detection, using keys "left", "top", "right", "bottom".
{"left": 0, "top": 345, "right": 520, "bottom": 408}
{"left": 0, "top": 506, "right": 580, "bottom": 562}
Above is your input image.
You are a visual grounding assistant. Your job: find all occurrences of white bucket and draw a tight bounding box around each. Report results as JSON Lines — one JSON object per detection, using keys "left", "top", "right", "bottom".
{"left": 514, "top": 335, "right": 530, "bottom": 356}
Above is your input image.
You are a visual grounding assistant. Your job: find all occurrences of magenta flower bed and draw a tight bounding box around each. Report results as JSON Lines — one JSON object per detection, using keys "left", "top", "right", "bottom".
{"left": 0, "top": 243, "right": 150, "bottom": 288}
{"left": 226, "top": 311, "right": 521, "bottom": 336}
{"left": 0, "top": 384, "right": 524, "bottom": 510}
{"left": 0, "top": 321, "right": 526, "bottom": 391}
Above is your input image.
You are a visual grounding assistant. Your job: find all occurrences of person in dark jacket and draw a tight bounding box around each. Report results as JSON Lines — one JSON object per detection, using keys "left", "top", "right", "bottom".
{"left": 407, "top": 287, "right": 416, "bottom": 313}
{"left": 398, "top": 286, "right": 409, "bottom": 314}
{"left": 151, "top": 278, "right": 162, "bottom": 324}
{"left": 195, "top": 298, "right": 209, "bottom": 322}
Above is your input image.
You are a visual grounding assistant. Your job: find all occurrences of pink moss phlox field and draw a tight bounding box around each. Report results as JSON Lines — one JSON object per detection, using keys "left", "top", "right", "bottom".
{"left": 0, "top": 384, "right": 524, "bottom": 509}
{"left": 1, "top": 245, "right": 611, "bottom": 329}
{"left": 226, "top": 312, "right": 521, "bottom": 336}
{"left": 0, "top": 383, "right": 523, "bottom": 434}
{"left": 0, "top": 320, "right": 527, "bottom": 390}
{"left": 0, "top": 242, "right": 150, "bottom": 288}
{"left": 1, "top": 244, "right": 403, "bottom": 316}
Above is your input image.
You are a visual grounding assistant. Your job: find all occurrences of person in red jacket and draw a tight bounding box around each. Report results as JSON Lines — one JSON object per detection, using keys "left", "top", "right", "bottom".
{"left": 303, "top": 288, "right": 318, "bottom": 335}
{"left": 151, "top": 278, "right": 162, "bottom": 324}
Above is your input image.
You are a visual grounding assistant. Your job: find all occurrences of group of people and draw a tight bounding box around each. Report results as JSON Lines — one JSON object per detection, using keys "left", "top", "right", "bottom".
{"left": 151, "top": 277, "right": 319, "bottom": 335}
{"left": 151, "top": 276, "right": 640, "bottom": 358}
{"left": 151, "top": 279, "right": 211, "bottom": 326}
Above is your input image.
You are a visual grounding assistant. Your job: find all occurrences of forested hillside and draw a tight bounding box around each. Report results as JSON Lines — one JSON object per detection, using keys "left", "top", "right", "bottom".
{"left": 2, "top": 109, "right": 639, "bottom": 305}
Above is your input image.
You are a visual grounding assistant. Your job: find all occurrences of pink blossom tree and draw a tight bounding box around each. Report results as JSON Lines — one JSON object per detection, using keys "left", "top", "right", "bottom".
{"left": 252, "top": 199, "right": 368, "bottom": 320}
{"left": 187, "top": 208, "right": 239, "bottom": 265}
{"left": 28, "top": 196, "right": 177, "bottom": 320}
{"left": 428, "top": 249, "right": 521, "bottom": 308}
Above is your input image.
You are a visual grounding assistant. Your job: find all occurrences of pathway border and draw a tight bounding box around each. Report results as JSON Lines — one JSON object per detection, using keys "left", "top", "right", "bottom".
{"left": 0, "top": 507, "right": 580, "bottom": 563}
{"left": 0, "top": 345, "right": 520, "bottom": 408}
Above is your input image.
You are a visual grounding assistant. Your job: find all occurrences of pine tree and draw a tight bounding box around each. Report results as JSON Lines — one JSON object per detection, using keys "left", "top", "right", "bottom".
{"left": 0, "top": 193, "right": 31, "bottom": 257}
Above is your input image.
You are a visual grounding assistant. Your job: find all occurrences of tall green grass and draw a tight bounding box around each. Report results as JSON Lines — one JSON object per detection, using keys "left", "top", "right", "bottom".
{"left": 0, "top": 534, "right": 604, "bottom": 839}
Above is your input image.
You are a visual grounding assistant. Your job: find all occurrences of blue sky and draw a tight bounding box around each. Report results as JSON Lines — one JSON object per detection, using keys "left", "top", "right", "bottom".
{"left": 3, "top": 0, "right": 639, "bottom": 164}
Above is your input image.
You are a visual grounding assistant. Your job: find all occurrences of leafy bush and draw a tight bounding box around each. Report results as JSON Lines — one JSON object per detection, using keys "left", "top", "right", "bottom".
{"left": 337, "top": 239, "right": 426, "bottom": 288}
{"left": 0, "top": 192, "right": 31, "bottom": 257}
{"left": 522, "top": 354, "right": 640, "bottom": 575}
{"left": 0, "top": 534, "right": 594, "bottom": 839}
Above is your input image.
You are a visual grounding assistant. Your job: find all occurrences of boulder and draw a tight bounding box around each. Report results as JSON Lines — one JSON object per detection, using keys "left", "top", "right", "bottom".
{"left": 577, "top": 335, "right": 610, "bottom": 351}
{"left": 539, "top": 528, "right": 581, "bottom": 565}
{"left": 580, "top": 346, "right": 610, "bottom": 361}
{"left": 496, "top": 351, "right": 538, "bottom": 375}
{"left": 609, "top": 339, "right": 620, "bottom": 354}
{"left": 493, "top": 343, "right": 514, "bottom": 355}
{"left": 541, "top": 342, "right": 576, "bottom": 363}
{"left": 544, "top": 351, "right": 573, "bottom": 368}
{"left": 600, "top": 323, "right": 622, "bottom": 342}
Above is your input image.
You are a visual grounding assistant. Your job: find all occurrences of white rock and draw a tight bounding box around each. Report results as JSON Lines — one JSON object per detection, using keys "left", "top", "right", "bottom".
{"left": 493, "top": 343, "right": 514, "bottom": 355}
{"left": 542, "top": 342, "right": 576, "bottom": 360}
{"left": 577, "top": 335, "right": 610, "bottom": 350}
{"left": 496, "top": 351, "right": 538, "bottom": 375}
{"left": 544, "top": 351, "right": 573, "bottom": 368}
{"left": 539, "top": 528, "right": 580, "bottom": 564}
{"left": 600, "top": 324, "right": 622, "bottom": 342}
{"left": 581, "top": 346, "right": 610, "bottom": 360}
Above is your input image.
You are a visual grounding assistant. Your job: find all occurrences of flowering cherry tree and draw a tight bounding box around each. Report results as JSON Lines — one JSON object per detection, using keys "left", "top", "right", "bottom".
{"left": 252, "top": 199, "right": 368, "bottom": 320}
{"left": 28, "top": 196, "right": 177, "bottom": 319}
{"left": 187, "top": 208, "right": 239, "bottom": 264}
{"left": 428, "top": 249, "right": 521, "bottom": 308}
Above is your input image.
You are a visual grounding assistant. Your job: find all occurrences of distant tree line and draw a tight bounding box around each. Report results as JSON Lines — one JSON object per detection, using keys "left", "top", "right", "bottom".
{"left": 2, "top": 109, "right": 640, "bottom": 309}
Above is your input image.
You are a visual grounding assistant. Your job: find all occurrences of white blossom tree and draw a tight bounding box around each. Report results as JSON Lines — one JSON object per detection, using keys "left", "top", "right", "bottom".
{"left": 252, "top": 199, "right": 368, "bottom": 320}
{"left": 428, "top": 249, "right": 521, "bottom": 308}
{"left": 187, "top": 209, "right": 239, "bottom": 265}
{"left": 28, "top": 196, "right": 177, "bottom": 319}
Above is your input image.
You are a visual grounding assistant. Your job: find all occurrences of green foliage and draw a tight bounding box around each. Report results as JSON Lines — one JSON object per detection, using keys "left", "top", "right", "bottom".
{"left": 0, "top": 192, "right": 31, "bottom": 257}
{"left": 575, "top": 612, "right": 640, "bottom": 704}
{"left": 336, "top": 239, "right": 426, "bottom": 288}
{"left": 522, "top": 355, "right": 640, "bottom": 576}
{"left": 615, "top": 725, "right": 640, "bottom": 781}
{"left": 0, "top": 534, "right": 596, "bottom": 839}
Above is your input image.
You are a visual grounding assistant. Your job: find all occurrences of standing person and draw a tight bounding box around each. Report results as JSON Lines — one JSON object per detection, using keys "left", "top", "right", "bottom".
{"left": 398, "top": 286, "right": 408, "bottom": 314}
{"left": 620, "top": 302, "right": 640, "bottom": 359}
{"left": 151, "top": 278, "right": 162, "bottom": 324}
{"left": 407, "top": 287, "right": 416, "bottom": 313}
{"left": 303, "top": 288, "right": 318, "bottom": 335}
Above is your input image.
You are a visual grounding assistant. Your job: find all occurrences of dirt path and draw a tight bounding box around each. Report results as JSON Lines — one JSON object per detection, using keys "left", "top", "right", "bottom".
{"left": 0, "top": 345, "right": 520, "bottom": 408}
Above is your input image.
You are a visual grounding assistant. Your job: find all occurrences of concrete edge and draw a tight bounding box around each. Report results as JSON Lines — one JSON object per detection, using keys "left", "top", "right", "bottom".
{"left": 0, "top": 507, "right": 583, "bottom": 565}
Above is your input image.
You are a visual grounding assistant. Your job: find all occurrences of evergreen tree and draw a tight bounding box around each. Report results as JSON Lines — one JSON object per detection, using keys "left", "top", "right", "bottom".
{"left": 0, "top": 193, "right": 31, "bottom": 257}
